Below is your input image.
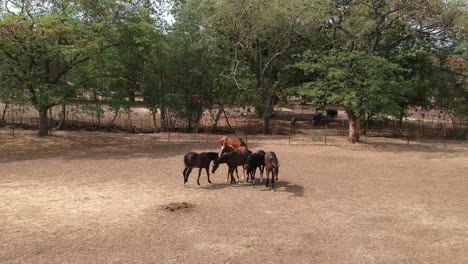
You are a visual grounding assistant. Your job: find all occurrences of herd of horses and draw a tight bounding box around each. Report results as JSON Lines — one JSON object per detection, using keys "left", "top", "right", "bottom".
{"left": 183, "top": 136, "right": 280, "bottom": 190}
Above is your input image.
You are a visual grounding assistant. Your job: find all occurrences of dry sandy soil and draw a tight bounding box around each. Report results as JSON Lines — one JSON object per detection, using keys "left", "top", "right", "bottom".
{"left": 0, "top": 129, "right": 467, "bottom": 264}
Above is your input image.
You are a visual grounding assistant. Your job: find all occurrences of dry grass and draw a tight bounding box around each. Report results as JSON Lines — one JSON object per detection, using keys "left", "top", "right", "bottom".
{"left": 0, "top": 129, "right": 467, "bottom": 263}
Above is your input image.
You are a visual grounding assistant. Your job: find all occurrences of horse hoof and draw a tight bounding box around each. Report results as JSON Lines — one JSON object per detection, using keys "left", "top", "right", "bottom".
{"left": 208, "top": 181, "right": 212, "bottom": 184}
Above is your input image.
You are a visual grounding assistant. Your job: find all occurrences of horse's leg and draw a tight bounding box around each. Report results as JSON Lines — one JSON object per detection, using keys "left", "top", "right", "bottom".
{"left": 206, "top": 167, "right": 212, "bottom": 184}
{"left": 235, "top": 167, "right": 240, "bottom": 183}
{"left": 271, "top": 171, "right": 275, "bottom": 191}
{"left": 183, "top": 168, "right": 188, "bottom": 184}
{"left": 251, "top": 168, "right": 255, "bottom": 188}
{"left": 229, "top": 167, "right": 235, "bottom": 184}
{"left": 197, "top": 168, "right": 202, "bottom": 185}
{"left": 186, "top": 168, "right": 193, "bottom": 184}
{"left": 265, "top": 169, "right": 270, "bottom": 187}
{"left": 242, "top": 164, "right": 245, "bottom": 181}
{"left": 260, "top": 166, "right": 264, "bottom": 183}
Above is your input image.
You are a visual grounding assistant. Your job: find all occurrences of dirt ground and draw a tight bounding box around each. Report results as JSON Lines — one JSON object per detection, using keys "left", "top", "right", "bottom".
{"left": 1, "top": 129, "right": 467, "bottom": 264}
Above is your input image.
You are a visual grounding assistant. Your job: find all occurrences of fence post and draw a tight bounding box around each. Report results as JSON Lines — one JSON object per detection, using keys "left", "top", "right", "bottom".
{"left": 289, "top": 123, "right": 292, "bottom": 145}
{"left": 406, "top": 119, "right": 410, "bottom": 145}
{"left": 443, "top": 124, "right": 447, "bottom": 148}
{"left": 365, "top": 119, "right": 369, "bottom": 145}
{"left": 324, "top": 121, "right": 328, "bottom": 145}
{"left": 11, "top": 117, "right": 15, "bottom": 138}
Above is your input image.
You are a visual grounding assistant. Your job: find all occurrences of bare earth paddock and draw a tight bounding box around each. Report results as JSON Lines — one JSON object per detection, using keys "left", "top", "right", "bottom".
{"left": 0, "top": 129, "right": 467, "bottom": 264}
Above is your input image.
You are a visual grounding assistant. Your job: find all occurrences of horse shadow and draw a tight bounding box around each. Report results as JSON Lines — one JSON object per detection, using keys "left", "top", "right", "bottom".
{"left": 198, "top": 180, "right": 304, "bottom": 197}
{"left": 259, "top": 181, "right": 304, "bottom": 197}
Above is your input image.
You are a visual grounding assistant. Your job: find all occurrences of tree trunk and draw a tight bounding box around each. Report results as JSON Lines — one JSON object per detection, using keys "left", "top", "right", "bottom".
{"left": 160, "top": 107, "right": 166, "bottom": 132}
{"left": 211, "top": 106, "right": 224, "bottom": 130}
{"left": 1, "top": 102, "right": 8, "bottom": 120}
{"left": 152, "top": 109, "right": 158, "bottom": 132}
{"left": 128, "top": 90, "right": 136, "bottom": 102}
{"left": 346, "top": 109, "right": 360, "bottom": 143}
{"left": 398, "top": 115, "right": 404, "bottom": 136}
{"left": 108, "top": 110, "right": 119, "bottom": 127}
{"left": 38, "top": 109, "right": 49, "bottom": 137}
{"left": 263, "top": 115, "right": 271, "bottom": 134}
{"left": 56, "top": 103, "right": 67, "bottom": 130}
{"left": 223, "top": 110, "right": 233, "bottom": 129}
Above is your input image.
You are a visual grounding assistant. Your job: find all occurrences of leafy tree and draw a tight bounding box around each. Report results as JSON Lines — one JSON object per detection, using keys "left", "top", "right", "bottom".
{"left": 297, "top": 50, "right": 404, "bottom": 142}
{"left": 295, "top": 0, "right": 464, "bottom": 142}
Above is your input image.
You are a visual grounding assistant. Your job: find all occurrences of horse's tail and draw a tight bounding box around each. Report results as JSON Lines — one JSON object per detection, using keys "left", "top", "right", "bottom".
{"left": 184, "top": 152, "right": 196, "bottom": 168}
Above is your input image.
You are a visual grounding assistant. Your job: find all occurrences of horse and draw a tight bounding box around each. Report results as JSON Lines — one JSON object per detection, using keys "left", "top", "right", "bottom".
{"left": 264, "top": 152, "right": 280, "bottom": 190}
{"left": 245, "top": 150, "right": 266, "bottom": 186}
{"left": 219, "top": 136, "right": 247, "bottom": 155}
{"left": 212, "top": 149, "right": 249, "bottom": 184}
{"left": 219, "top": 143, "right": 250, "bottom": 182}
{"left": 183, "top": 152, "right": 219, "bottom": 185}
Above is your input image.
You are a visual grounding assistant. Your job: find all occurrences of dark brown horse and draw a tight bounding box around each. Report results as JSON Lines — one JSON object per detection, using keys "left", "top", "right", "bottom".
{"left": 245, "top": 150, "right": 266, "bottom": 186}
{"left": 183, "top": 152, "right": 219, "bottom": 185}
{"left": 219, "top": 143, "right": 250, "bottom": 182}
{"left": 212, "top": 149, "right": 249, "bottom": 184}
{"left": 264, "top": 151, "right": 279, "bottom": 190}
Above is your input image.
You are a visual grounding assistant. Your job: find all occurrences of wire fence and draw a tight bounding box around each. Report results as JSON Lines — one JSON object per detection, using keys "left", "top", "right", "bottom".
{"left": 1, "top": 103, "right": 467, "bottom": 144}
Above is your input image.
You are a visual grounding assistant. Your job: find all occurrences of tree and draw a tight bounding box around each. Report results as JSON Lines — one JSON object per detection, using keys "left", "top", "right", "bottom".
{"left": 0, "top": 2, "right": 99, "bottom": 136}
{"left": 296, "top": 50, "right": 404, "bottom": 142}
{"left": 295, "top": 0, "right": 464, "bottom": 142}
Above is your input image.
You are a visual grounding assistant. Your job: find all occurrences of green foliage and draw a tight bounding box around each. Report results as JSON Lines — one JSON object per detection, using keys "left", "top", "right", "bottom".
{"left": 296, "top": 50, "right": 405, "bottom": 117}
{"left": 0, "top": 7, "right": 98, "bottom": 111}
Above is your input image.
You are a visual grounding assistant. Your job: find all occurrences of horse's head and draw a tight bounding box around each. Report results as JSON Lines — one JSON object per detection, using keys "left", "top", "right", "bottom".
{"left": 220, "top": 143, "right": 235, "bottom": 156}
{"left": 211, "top": 159, "right": 220, "bottom": 174}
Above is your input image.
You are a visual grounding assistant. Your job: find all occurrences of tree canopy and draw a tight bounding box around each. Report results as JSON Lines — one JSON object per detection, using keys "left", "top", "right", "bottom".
{"left": 0, "top": 0, "right": 466, "bottom": 140}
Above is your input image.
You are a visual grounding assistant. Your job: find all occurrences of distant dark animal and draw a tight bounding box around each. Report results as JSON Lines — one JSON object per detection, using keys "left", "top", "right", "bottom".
{"left": 245, "top": 150, "right": 266, "bottom": 186}
{"left": 326, "top": 109, "right": 338, "bottom": 120}
{"left": 212, "top": 150, "right": 249, "bottom": 184}
{"left": 264, "top": 152, "right": 280, "bottom": 190}
{"left": 183, "top": 152, "right": 219, "bottom": 185}
{"left": 312, "top": 113, "right": 329, "bottom": 125}
{"left": 290, "top": 117, "right": 298, "bottom": 133}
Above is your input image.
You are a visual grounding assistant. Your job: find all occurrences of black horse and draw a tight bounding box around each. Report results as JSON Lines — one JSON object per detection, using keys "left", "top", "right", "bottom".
{"left": 212, "top": 150, "right": 249, "bottom": 184}
{"left": 183, "top": 152, "right": 219, "bottom": 185}
{"left": 245, "top": 150, "right": 266, "bottom": 186}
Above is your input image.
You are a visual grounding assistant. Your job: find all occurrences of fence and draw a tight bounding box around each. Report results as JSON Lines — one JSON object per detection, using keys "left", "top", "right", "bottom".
{"left": 1, "top": 103, "right": 467, "bottom": 144}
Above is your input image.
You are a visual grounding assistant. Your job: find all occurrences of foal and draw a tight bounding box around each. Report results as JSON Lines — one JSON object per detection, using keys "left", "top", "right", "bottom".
{"left": 264, "top": 152, "right": 279, "bottom": 190}
{"left": 245, "top": 150, "right": 266, "bottom": 185}
{"left": 212, "top": 150, "right": 249, "bottom": 184}
{"left": 183, "top": 152, "right": 219, "bottom": 185}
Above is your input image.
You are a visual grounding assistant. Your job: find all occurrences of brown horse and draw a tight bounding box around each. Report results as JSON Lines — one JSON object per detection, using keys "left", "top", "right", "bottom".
{"left": 220, "top": 144, "right": 251, "bottom": 181}
{"left": 219, "top": 137, "right": 250, "bottom": 182}
{"left": 219, "top": 136, "right": 247, "bottom": 154}
{"left": 264, "top": 151, "right": 279, "bottom": 190}
{"left": 212, "top": 149, "right": 249, "bottom": 184}
{"left": 183, "top": 152, "right": 219, "bottom": 185}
